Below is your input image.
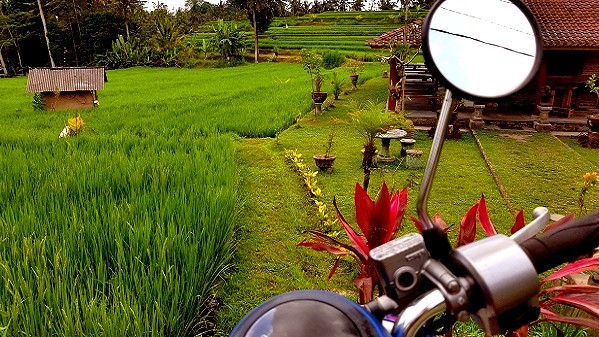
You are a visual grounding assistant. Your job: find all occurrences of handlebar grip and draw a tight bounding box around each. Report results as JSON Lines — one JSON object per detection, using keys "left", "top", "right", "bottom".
{"left": 520, "top": 209, "right": 599, "bottom": 274}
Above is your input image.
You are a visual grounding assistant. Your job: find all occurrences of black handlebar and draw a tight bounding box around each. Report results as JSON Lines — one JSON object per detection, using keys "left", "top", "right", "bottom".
{"left": 520, "top": 209, "right": 599, "bottom": 274}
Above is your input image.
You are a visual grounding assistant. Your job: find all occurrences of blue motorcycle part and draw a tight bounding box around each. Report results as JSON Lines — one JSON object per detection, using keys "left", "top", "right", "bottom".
{"left": 230, "top": 290, "right": 391, "bottom": 337}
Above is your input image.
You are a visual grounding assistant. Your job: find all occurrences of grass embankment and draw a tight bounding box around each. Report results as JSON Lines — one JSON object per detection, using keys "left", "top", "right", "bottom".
{"left": 260, "top": 25, "right": 399, "bottom": 57}
{"left": 217, "top": 73, "right": 599, "bottom": 334}
{"left": 0, "top": 63, "right": 321, "bottom": 336}
{"left": 218, "top": 76, "right": 512, "bottom": 333}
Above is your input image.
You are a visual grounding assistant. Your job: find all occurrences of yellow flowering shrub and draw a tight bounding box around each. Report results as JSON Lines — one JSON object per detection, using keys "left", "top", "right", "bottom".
{"left": 285, "top": 149, "right": 336, "bottom": 227}
{"left": 578, "top": 172, "right": 599, "bottom": 215}
{"left": 68, "top": 115, "right": 85, "bottom": 134}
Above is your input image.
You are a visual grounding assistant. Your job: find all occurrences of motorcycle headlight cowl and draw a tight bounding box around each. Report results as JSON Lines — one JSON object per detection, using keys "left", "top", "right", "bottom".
{"left": 230, "top": 290, "right": 390, "bottom": 337}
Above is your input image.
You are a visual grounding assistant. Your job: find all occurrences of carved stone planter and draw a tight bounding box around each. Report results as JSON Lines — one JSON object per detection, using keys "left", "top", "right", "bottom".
{"left": 469, "top": 104, "right": 486, "bottom": 129}
{"left": 534, "top": 105, "right": 553, "bottom": 132}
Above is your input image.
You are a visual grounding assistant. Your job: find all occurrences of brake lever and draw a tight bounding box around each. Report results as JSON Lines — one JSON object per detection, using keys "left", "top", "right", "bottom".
{"left": 509, "top": 207, "right": 550, "bottom": 243}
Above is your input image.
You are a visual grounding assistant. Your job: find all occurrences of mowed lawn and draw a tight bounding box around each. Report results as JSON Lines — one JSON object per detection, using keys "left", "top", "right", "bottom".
{"left": 0, "top": 64, "right": 314, "bottom": 336}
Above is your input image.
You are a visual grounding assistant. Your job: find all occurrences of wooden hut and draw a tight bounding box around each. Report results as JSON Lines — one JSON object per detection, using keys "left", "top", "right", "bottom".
{"left": 366, "top": 21, "right": 425, "bottom": 111}
{"left": 26, "top": 67, "right": 106, "bottom": 111}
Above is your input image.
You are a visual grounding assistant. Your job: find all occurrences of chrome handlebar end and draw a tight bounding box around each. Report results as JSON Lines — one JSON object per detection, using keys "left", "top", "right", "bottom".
{"left": 392, "top": 289, "right": 447, "bottom": 337}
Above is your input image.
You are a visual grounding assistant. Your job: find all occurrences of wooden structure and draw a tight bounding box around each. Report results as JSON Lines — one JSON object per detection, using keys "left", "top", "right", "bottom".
{"left": 26, "top": 67, "right": 106, "bottom": 111}
{"left": 369, "top": 1, "right": 599, "bottom": 118}
{"left": 397, "top": 64, "right": 439, "bottom": 111}
{"left": 367, "top": 22, "right": 425, "bottom": 112}
{"left": 523, "top": 0, "right": 599, "bottom": 117}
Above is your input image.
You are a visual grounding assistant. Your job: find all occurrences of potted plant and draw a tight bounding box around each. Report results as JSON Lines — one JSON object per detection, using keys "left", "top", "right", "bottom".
{"left": 351, "top": 102, "right": 412, "bottom": 191}
{"left": 313, "top": 132, "right": 336, "bottom": 171}
{"left": 586, "top": 75, "right": 599, "bottom": 133}
{"left": 346, "top": 59, "right": 364, "bottom": 89}
{"left": 300, "top": 49, "right": 327, "bottom": 104}
{"left": 331, "top": 72, "right": 344, "bottom": 100}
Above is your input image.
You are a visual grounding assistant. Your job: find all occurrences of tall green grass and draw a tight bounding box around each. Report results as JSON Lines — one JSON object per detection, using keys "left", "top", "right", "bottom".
{"left": 98, "top": 65, "right": 313, "bottom": 138}
{"left": 0, "top": 133, "right": 237, "bottom": 335}
{"left": 0, "top": 63, "right": 319, "bottom": 335}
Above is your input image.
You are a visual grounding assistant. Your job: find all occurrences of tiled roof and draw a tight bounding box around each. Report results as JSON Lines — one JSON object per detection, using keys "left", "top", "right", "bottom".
{"left": 369, "top": 1, "right": 599, "bottom": 50}
{"left": 523, "top": 0, "right": 599, "bottom": 49}
{"left": 26, "top": 67, "right": 106, "bottom": 93}
{"left": 366, "top": 21, "right": 422, "bottom": 49}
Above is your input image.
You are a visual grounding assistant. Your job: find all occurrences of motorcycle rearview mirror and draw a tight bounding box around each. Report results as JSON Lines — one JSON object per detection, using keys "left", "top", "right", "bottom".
{"left": 417, "top": 0, "right": 543, "bottom": 258}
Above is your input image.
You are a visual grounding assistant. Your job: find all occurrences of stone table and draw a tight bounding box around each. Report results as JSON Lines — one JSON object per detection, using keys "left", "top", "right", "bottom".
{"left": 376, "top": 128, "right": 407, "bottom": 162}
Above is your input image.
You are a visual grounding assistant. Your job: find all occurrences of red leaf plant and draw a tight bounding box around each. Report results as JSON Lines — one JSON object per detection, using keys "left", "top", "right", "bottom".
{"left": 408, "top": 194, "right": 520, "bottom": 247}
{"left": 533, "top": 256, "right": 599, "bottom": 332}
{"left": 298, "top": 182, "right": 408, "bottom": 304}
{"left": 409, "top": 195, "right": 599, "bottom": 335}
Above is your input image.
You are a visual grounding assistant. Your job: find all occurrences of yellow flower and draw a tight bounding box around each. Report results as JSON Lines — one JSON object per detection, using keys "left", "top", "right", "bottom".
{"left": 67, "top": 115, "right": 84, "bottom": 134}
{"left": 312, "top": 188, "right": 322, "bottom": 197}
{"left": 583, "top": 172, "right": 598, "bottom": 186}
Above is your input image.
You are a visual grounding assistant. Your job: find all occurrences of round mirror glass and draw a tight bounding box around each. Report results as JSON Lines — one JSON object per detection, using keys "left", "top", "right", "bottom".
{"left": 422, "top": 0, "right": 542, "bottom": 99}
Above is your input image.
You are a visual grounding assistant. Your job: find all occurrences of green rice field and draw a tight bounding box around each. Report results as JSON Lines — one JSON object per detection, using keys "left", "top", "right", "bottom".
{"left": 0, "top": 63, "right": 317, "bottom": 336}
{"left": 191, "top": 10, "right": 413, "bottom": 57}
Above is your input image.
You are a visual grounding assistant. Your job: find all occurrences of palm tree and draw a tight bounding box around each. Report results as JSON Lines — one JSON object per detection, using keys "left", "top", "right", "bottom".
{"left": 113, "top": 0, "right": 145, "bottom": 39}
{"left": 37, "top": 0, "right": 55, "bottom": 66}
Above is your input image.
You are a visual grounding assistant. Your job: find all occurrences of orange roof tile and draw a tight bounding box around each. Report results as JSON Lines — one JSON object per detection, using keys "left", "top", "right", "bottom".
{"left": 523, "top": 0, "right": 599, "bottom": 49}
{"left": 369, "top": 1, "right": 599, "bottom": 51}
{"left": 366, "top": 21, "right": 422, "bottom": 49}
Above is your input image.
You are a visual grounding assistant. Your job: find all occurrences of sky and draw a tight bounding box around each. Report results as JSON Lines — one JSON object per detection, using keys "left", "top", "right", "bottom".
{"left": 145, "top": 0, "right": 187, "bottom": 11}
{"left": 145, "top": 0, "right": 227, "bottom": 11}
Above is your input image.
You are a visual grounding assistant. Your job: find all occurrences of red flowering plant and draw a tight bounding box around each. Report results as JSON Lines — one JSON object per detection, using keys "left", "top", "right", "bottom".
{"left": 410, "top": 196, "right": 599, "bottom": 336}
{"left": 298, "top": 182, "right": 408, "bottom": 304}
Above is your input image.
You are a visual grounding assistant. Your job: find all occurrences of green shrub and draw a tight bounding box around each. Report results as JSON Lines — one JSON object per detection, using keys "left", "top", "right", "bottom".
{"left": 322, "top": 50, "right": 345, "bottom": 69}
{"left": 32, "top": 93, "right": 44, "bottom": 111}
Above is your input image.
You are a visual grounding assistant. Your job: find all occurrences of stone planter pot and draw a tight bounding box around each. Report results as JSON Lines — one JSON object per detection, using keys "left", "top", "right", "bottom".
{"left": 350, "top": 74, "right": 359, "bottom": 89}
{"left": 588, "top": 114, "right": 599, "bottom": 133}
{"left": 313, "top": 155, "right": 336, "bottom": 171}
{"left": 312, "top": 91, "right": 328, "bottom": 104}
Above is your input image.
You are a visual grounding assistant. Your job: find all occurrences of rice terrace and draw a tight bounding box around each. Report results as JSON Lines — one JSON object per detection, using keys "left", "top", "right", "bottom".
{"left": 1, "top": 0, "right": 599, "bottom": 336}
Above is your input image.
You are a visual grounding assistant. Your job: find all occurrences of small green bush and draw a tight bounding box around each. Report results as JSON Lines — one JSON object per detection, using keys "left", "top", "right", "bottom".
{"left": 32, "top": 93, "right": 44, "bottom": 111}
{"left": 322, "top": 50, "right": 345, "bottom": 69}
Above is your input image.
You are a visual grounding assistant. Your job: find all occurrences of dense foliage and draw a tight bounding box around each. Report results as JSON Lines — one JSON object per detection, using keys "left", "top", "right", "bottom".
{"left": 209, "top": 19, "right": 247, "bottom": 62}
{"left": 0, "top": 0, "right": 433, "bottom": 74}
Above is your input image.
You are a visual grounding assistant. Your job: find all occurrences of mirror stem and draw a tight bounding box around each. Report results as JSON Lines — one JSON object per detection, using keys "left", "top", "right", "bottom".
{"left": 417, "top": 89, "right": 454, "bottom": 258}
